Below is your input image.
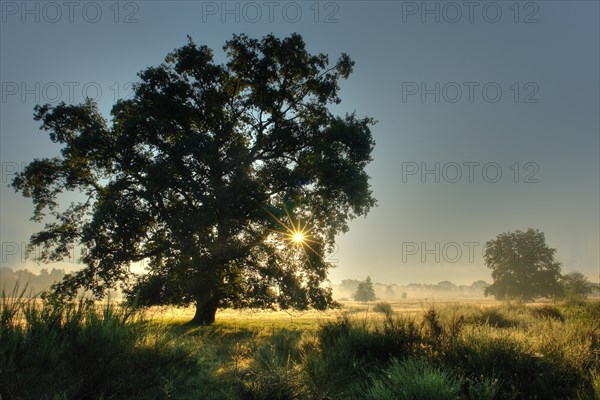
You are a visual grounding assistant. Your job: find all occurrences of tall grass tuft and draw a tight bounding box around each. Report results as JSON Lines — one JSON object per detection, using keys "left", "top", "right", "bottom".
{"left": 241, "top": 329, "right": 306, "bottom": 400}
{"left": 0, "top": 283, "right": 199, "bottom": 400}
{"left": 359, "top": 358, "right": 462, "bottom": 400}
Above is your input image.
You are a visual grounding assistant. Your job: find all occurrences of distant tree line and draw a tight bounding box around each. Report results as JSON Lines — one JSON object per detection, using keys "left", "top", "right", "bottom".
{"left": 1, "top": 267, "right": 66, "bottom": 296}
{"left": 334, "top": 278, "right": 492, "bottom": 301}
{"left": 340, "top": 229, "right": 598, "bottom": 303}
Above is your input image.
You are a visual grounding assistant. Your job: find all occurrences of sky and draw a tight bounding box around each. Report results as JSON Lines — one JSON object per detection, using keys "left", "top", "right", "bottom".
{"left": 1, "top": 1, "right": 599, "bottom": 286}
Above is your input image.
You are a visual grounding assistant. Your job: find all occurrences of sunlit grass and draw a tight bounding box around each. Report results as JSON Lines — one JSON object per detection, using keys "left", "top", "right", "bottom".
{"left": 148, "top": 306, "right": 340, "bottom": 332}
{"left": 2, "top": 288, "right": 599, "bottom": 399}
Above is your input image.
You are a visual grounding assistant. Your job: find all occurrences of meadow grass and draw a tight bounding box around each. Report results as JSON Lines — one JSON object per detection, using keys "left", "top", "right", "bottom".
{"left": 1, "top": 287, "right": 598, "bottom": 400}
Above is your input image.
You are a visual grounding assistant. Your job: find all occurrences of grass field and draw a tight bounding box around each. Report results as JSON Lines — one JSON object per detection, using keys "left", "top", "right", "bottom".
{"left": 1, "top": 292, "right": 599, "bottom": 399}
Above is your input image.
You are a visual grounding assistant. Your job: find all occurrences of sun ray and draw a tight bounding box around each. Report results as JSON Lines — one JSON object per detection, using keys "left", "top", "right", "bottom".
{"left": 294, "top": 232, "right": 304, "bottom": 243}
{"left": 261, "top": 205, "right": 323, "bottom": 263}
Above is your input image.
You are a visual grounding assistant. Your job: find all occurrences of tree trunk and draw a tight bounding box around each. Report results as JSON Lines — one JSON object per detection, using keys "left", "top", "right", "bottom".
{"left": 190, "top": 296, "right": 218, "bottom": 325}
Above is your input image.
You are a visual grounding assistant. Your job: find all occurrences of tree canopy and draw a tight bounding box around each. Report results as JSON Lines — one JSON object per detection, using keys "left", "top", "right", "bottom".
{"left": 483, "top": 228, "right": 562, "bottom": 301}
{"left": 12, "top": 33, "right": 376, "bottom": 323}
{"left": 560, "top": 272, "right": 593, "bottom": 298}
{"left": 354, "top": 276, "right": 376, "bottom": 302}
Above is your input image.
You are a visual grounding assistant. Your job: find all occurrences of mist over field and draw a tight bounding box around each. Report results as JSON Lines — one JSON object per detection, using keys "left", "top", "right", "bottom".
{"left": 0, "top": 267, "right": 491, "bottom": 300}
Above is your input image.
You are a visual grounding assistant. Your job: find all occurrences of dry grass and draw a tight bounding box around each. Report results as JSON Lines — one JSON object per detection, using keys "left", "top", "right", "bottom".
{"left": 3, "top": 294, "right": 598, "bottom": 399}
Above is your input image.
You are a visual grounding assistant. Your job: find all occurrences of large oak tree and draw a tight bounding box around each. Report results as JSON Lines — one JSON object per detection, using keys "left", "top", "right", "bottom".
{"left": 484, "top": 228, "right": 562, "bottom": 300}
{"left": 12, "top": 34, "right": 376, "bottom": 323}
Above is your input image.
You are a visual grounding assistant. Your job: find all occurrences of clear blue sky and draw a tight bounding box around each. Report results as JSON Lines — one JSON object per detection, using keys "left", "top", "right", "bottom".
{"left": 1, "top": 1, "right": 598, "bottom": 285}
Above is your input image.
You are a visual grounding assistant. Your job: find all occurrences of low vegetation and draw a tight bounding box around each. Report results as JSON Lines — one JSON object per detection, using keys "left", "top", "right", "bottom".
{"left": 0, "top": 285, "right": 199, "bottom": 399}
{"left": 1, "top": 287, "right": 598, "bottom": 399}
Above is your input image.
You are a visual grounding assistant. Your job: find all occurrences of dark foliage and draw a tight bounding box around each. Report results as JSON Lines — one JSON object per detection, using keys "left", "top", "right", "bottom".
{"left": 11, "top": 34, "right": 376, "bottom": 323}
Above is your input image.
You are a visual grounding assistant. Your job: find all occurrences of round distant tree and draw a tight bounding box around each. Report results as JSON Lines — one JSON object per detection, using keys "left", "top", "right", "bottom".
{"left": 560, "top": 272, "right": 593, "bottom": 298}
{"left": 11, "top": 33, "right": 376, "bottom": 324}
{"left": 484, "top": 229, "right": 563, "bottom": 301}
{"left": 354, "top": 276, "right": 376, "bottom": 302}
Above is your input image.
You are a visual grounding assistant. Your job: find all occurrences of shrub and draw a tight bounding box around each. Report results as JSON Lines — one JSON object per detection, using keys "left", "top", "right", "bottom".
{"left": 302, "top": 317, "right": 375, "bottom": 397}
{"left": 301, "top": 314, "right": 424, "bottom": 398}
{"left": 373, "top": 302, "right": 393, "bottom": 316}
{"left": 241, "top": 330, "right": 306, "bottom": 400}
{"left": 242, "top": 344, "right": 305, "bottom": 399}
{"left": 530, "top": 305, "right": 565, "bottom": 321}
{"left": 443, "top": 334, "right": 585, "bottom": 399}
{"left": 465, "top": 307, "right": 518, "bottom": 328}
{"left": 360, "top": 358, "right": 462, "bottom": 400}
{"left": 422, "top": 306, "right": 444, "bottom": 340}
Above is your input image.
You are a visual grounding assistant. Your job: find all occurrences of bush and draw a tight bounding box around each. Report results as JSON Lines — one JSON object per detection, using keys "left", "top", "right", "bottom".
{"left": 530, "top": 305, "right": 565, "bottom": 321}
{"left": 360, "top": 358, "right": 462, "bottom": 400}
{"left": 241, "top": 330, "right": 306, "bottom": 400}
{"left": 373, "top": 302, "right": 393, "bottom": 316}
{"left": 560, "top": 299, "right": 600, "bottom": 322}
{"left": 301, "top": 314, "right": 424, "bottom": 398}
{"left": 443, "top": 333, "right": 585, "bottom": 400}
{"left": 420, "top": 305, "right": 465, "bottom": 343}
{"left": 422, "top": 306, "right": 444, "bottom": 339}
{"left": 465, "top": 307, "right": 518, "bottom": 328}
{"left": 302, "top": 317, "right": 375, "bottom": 398}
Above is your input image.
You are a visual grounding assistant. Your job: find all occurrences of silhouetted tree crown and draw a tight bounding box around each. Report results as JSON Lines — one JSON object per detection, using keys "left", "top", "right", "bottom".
{"left": 484, "top": 228, "right": 562, "bottom": 301}
{"left": 11, "top": 33, "right": 376, "bottom": 324}
{"left": 354, "top": 276, "right": 376, "bottom": 302}
{"left": 560, "top": 272, "right": 593, "bottom": 298}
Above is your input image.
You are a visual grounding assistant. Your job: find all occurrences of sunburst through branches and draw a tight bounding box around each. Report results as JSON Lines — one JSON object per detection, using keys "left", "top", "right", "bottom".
{"left": 264, "top": 206, "right": 322, "bottom": 263}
